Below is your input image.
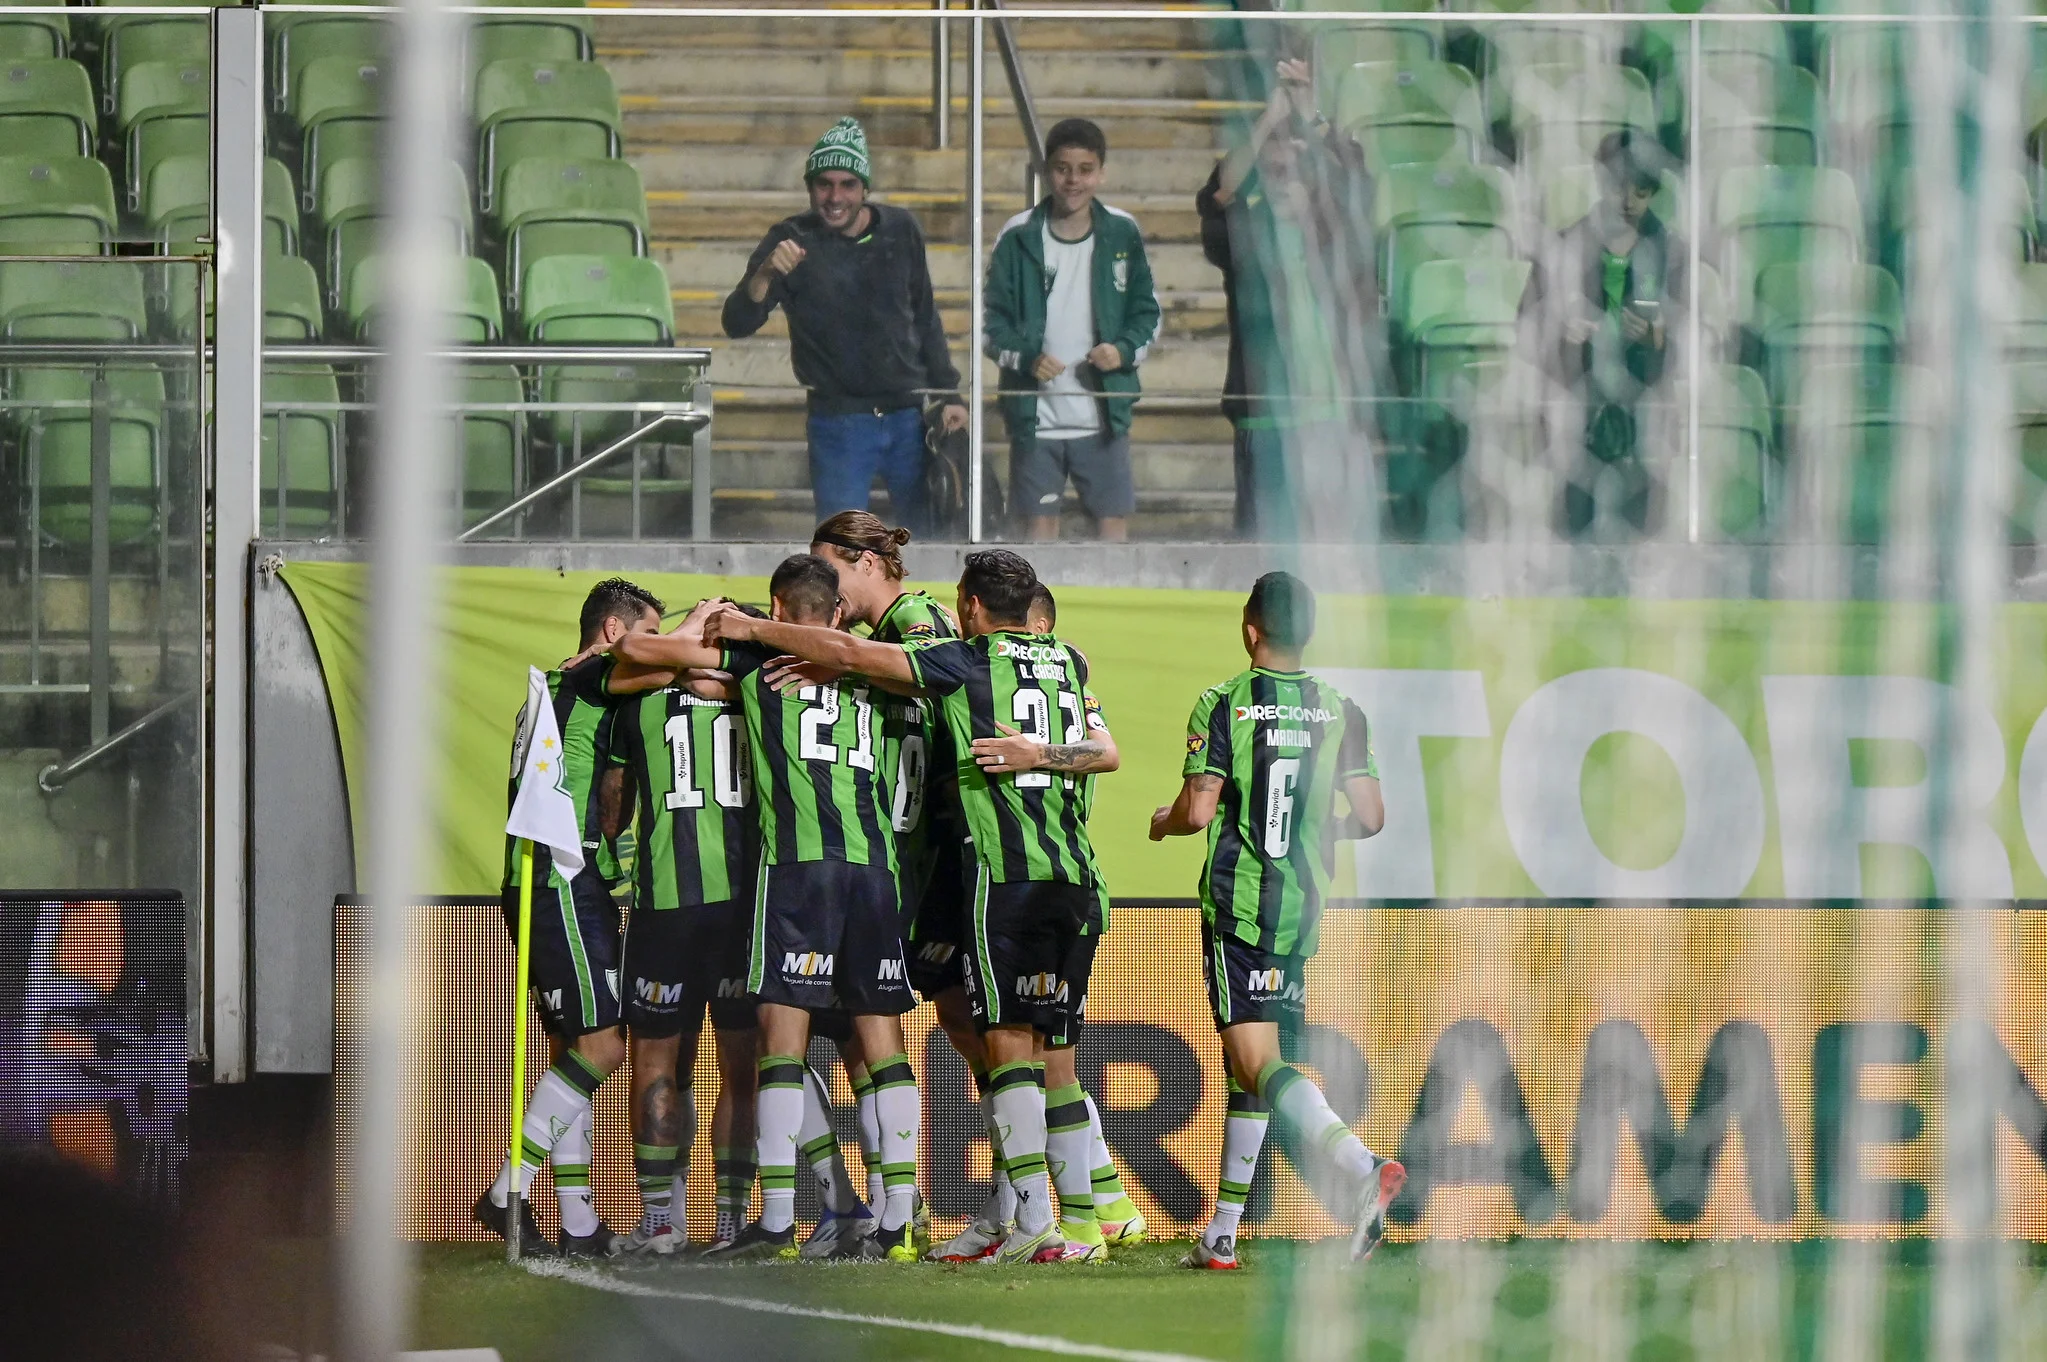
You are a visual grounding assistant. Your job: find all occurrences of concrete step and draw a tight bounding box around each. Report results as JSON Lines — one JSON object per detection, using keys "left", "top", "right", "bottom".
{"left": 0, "top": 641, "right": 185, "bottom": 692}
{"left": 623, "top": 99, "right": 1243, "bottom": 153}
{"left": 688, "top": 487, "right": 1234, "bottom": 544}
{"left": 594, "top": 15, "right": 1212, "bottom": 53}
{"left": 707, "top": 394, "right": 1235, "bottom": 446}
{"left": 671, "top": 289, "right": 1230, "bottom": 344}
{"left": 705, "top": 335, "right": 1228, "bottom": 396}
{"left": 0, "top": 577, "right": 194, "bottom": 636}
{"left": 708, "top": 438, "right": 1233, "bottom": 493}
{"left": 629, "top": 143, "right": 1222, "bottom": 197}
{"left": 654, "top": 238, "right": 1224, "bottom": 293}
{"left": 643, "top": 191, "right": 1208, "bottom": 246}
{"left": 604, "top": 47, "right": 1232, "bottom": 103}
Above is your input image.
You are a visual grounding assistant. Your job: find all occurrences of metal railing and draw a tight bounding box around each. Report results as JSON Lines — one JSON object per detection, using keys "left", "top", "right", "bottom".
{"left": 988, "top": 0, "right": 1047, "bottom": 209}
{"left": 38, "top": 688, "right": 199, "bottom": 793}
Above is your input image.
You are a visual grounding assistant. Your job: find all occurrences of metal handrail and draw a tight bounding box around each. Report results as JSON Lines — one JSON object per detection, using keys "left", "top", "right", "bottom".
{"left": 987, "top": 0, "right": 1046, "bottom": 209}
{"left": 39, "top": 689, "right": 198, "bottom": 793}
{"left": 457, "top": 409, "right": 707, "bottom": 541}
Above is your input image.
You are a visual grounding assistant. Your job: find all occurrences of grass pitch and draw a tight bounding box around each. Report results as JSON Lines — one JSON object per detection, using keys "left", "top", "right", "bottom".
{"left": 408, "top": 1238, "right": 2047, "bottom": 1361}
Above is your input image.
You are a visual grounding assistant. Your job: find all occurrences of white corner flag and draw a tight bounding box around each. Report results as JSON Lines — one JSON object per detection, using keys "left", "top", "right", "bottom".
{"left": 505, "top": 665, "right": 584, "bottom": 878}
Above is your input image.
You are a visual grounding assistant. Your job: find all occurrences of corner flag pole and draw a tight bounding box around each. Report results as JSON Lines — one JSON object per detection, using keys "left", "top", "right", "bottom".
{"left": 507, "top": 839, "right": 537, "bottom": 1263}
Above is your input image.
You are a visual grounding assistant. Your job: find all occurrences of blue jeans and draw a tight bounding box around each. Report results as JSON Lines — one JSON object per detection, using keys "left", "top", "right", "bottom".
{"left": 806, "top": 406, "right": 926, "bottom": 532}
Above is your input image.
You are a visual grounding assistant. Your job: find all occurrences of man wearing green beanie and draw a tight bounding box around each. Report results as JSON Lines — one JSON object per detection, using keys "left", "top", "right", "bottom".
{"left": 724, "top": 116, "right": 966, "bottom": 533}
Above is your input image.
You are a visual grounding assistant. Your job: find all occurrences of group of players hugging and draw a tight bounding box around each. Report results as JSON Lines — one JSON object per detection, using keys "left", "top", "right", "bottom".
{"left": 473, "top": 510, "right": 1404, "bottom": 1269}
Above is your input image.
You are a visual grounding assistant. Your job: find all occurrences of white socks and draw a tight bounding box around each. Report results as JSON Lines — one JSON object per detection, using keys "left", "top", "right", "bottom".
{"left": 1263, "top": 1061, "right": 1375, "bottom": 1181}
{"left": 490, "top": 1050, "right": 605, "bottom": 1211}
{"left": 1207, "top": 1079, "right": 1270, "bottom": 1246}
{"left": 798, "top": 1065, "right": 864, "bottom": 1215}
{"left": 867, "top": 1052, "right": 922, "bottom": 1233}
{"left": 755, "top": 1056, "right": 806, "bottom": 1233}
{"left": 979, "top": 1086, "right": 1017, "bottom": 1227}
{"left": 988, "top": 1061, "right": 1052, "bottom": 1235}
{"left": 553, "top": 1103, "right": 598, "bottom": 1237}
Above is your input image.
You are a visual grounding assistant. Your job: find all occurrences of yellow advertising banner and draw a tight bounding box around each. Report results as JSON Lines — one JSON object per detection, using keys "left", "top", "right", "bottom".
{"left": 337, "top": 902, "right": 2047, "bottom": 1244}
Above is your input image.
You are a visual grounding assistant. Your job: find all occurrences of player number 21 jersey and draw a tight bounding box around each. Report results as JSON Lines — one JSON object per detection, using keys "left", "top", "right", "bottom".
{"left": 1184, "top": 668, "right": 1377, "bottom": 957}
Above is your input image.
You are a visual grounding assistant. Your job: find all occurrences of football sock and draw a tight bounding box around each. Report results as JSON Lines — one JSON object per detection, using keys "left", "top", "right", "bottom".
{"left": 755, "top": 1055, "right": 806, "bottom": 1234}
{"left": 553, "top": 1102, "right": 598, "bottom": 1238}
{"left": 1045, "top": 1080, "right": 1102, "bottom": 1246}
{"left": 851, "top": 1067, "right": 885, "bottom": 1209}
{"left": 635, "top": 1141, "right": 679, "bottom": 1232}
{"left": 1207, "top": 1076, "right": 1270, "bottom": 1246}
{"left": 989, "top": 1060, "right": 1052, "bottom": 1235}
{"left": 868, "top": 1051, "right": 921, "bottom": 1233}
{"left": 798, "top": 1064, "right": 863, "bottom": 1215}
{"left": 490, "top": 1049, "right": 604, "bottom": 1208}
{"left": 714, "top": 1145, "right": 754, "bottom": 1242}
{"left": 975, "top": 1074, "right": 1017, "bottom": 1228}
{"left": 1259, "top": 1059, "right": 1376, "bottom": 1181}
{"left": 1083, "top": 1093, "right": 1139, "bottom": 1222}
{"left": 673, "top": 1081, "right": 697, "bottom": 1213}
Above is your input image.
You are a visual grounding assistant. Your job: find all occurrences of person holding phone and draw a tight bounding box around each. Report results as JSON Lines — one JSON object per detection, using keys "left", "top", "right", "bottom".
{"left": 1537, "top": 129, "right": 1688, "bottom": 532}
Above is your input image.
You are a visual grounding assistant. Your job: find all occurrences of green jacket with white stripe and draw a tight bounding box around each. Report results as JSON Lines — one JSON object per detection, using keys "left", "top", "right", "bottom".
{"left": 982, "top": 197, "right": 1160, "bottom": 442}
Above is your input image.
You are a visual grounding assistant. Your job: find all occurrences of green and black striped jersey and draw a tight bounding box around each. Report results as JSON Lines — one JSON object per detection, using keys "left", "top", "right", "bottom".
{"left": 904, "top": 631, "right": 1106, "bottom": 890}
{"left": 1185, "top": 669, "right": 1377, "bottom": 956}
{"left": 502, "top": 655, "right": 630, "bottom": 891}
{"left": 613, "top": 687, "right": 757, "bottom": 909}
{"left": 723, "top": 640, "right": 899, "bottom": 871}
{"left": 871, "top": 590, "right": 963, "bottom": 860}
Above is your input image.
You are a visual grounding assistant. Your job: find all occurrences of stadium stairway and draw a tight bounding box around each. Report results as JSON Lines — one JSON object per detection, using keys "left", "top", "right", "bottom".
{"left": 601, "top": 0, "right": 1240, "bottom": 539}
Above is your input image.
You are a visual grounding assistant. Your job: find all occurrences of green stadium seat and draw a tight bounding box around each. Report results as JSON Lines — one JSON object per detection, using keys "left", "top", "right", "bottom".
{"left": 116, "top": 59, "right": 207, "bottom": 213}
{"left": 1786, "top": 359, "right": 1933, "bottom": 545}
{"left": 145, "top": 155, "right": 301, "bottom": 257}
{"left": 456, "top": 364, "right": 524, "bottom": 528}
{"left": 0, "top": 154, "right": 115, "bottom": 254}
{"left": 345, "top": 252, "right": 504, "bottom": 342}
{"left": 1697, "top": 0, "right": 1794, "bottom": 93}
{"left": 1713, "top": 165, "right": 1862, "bottom": 319}
{"left": 97, "top": 14, "right": 203, "bottom": 116}
{"left": 473, "top": 58, "right": 623, "bottom": 214}
{"left": 1334, "top": 62, "right": 1484, "bottom": 171}
{"left": 1878, "top": 171, "right": 2033, "bottom": 295}
{"left": 1372, "top": 163, "right": 1516, "bottom": 330}
{"left": 1684, "top": 363, "right": 1775, "bottom": 539}
{"left": 497, "top": 157, "right": 649, "bottom": 310}
{"left": 1479, "top": 21, "right": 1619, "bottom": 130}
{"left": 315, "top": 155, "right": 473, "bottom": 311}
{"left": 1507, "top": 63, "right": 1656, "bottom": 167}
{"left": 260, "top": 363, "right": 341, "bottom": 536}
{"left": 1698, "top": 67, "right": 1823, "bottom": 171}
{"left": 0, "top": 4, "right": 64, "bottom": 64}
{"left": 0, "top": 259, "right": 145, "bottom": 339}
{"left": 0, "top": 60, "right": 94, "bottom": 168}
{"left": 17, "top": 364, "right": 165, "bottom": 546}
{"left": 291, "top": 55, "right": 387, "bottom": 215}
{"left": 272, "top": 13, "right": 390, "bottom": 117}
{"left": 165, "top": 251, "right": 326, "bottom": 342}
{"left": 1401, "top": 256, "right": 1532, "bottom": 406}
{"left": 1312, "top": 24, "right": 1438, "bottom": 113}
{"left": 467, "top": 0, "right": 595, "bottom": 86}
{"left": 1749, "top": 259, "right": 1903, "bottom": 416}
{"left": 519, "top": 253, "right": 672, "bottom": 343}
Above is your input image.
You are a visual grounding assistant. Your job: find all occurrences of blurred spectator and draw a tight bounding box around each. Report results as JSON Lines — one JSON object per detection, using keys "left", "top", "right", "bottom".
{"left": 985, "top": 117, "right": 1160, "bottom": 541}
{"left": 1533, "top": 129, "right": 1688, "bottom": 535}
{"left": 723, "top": 117, "right": 966, "bottom": 533}
{"left": 1198, "top": 58, "right": 1382, "bottom": 541}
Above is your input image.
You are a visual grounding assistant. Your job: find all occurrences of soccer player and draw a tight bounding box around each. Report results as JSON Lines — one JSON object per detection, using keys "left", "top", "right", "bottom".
{"left": 701, "top": 549, "right": 1119, "bottom": 1265}
{"left": 609, "top": 598, "right": 765, "bottom": 1256}
{"left": 614, "top": 554, "right": 924, "bottom": 1261}
{"left": 475, "top": 578, "right": 675, "bottom": 1258}
{"left": 1149, "top": 572, "right": 1400, "bottom": 1269}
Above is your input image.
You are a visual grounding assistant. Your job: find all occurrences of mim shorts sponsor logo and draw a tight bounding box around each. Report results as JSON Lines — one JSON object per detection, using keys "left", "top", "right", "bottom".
{"left": 1234, "top": 703, "right": 1336, "bottom": 725}
{"left": 1246, "top": 968, "right": 1306, "bottom": 1001}
{"left": 541, "top": 989, "right": 562, "bottom": 1014}
{"left": 1015, "top": 971, "right": 1068, "bottom": 1001}
{"left": 877, "top": 958, "right": 906, "bottom": 982}
{"left": 916, "top": 941, "right": 956, "bottom": 964}
{"left": 715, "top": 977, "right": 748, "bottom": 998}
{"left": 783, "top": 951, "right": 834, "bottom": 978}
{"left": 634, "top": 978, "right": 685, "bottom": 1005}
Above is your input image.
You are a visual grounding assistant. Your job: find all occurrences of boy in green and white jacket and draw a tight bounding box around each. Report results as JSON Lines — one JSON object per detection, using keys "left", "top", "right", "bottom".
{"left": 983, "top": 118, "right": 1161, "bottom": 541}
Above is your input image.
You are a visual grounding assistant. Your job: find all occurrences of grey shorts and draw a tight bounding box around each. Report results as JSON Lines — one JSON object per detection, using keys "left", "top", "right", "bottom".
{"left": 1009, "top": 431, "right": 1135, "bottom": 520}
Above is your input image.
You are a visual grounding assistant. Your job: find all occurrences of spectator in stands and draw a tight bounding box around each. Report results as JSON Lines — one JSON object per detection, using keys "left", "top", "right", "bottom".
{"left": 722, "top": 117, "right": 966, "bottom": 533}
{"left": 1534, "top": 129, "right": 1687, "bottom": 535}
{"left": 1197, "top": 57, "right": 1381, "bottom": 541}
{"left": 985, "top": 117, "right": 1161, "bottom": 541}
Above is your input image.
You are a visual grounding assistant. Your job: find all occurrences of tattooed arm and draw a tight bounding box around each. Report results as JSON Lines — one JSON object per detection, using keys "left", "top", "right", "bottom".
{"left": 1150, "top": 773, "right": 1223, "bottom": 840}
{"left": 970, "top": 719, "right": 1121, "bottom": 777}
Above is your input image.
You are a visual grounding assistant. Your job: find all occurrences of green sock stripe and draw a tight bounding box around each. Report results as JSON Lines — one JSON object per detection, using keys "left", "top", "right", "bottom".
{"left": 1218, "top": 1179, "right": 1253, "bottom": 1203}
{"left": 850, "top": 1068, "right": 876, "bottom": 1097}
{"left": 800, "top": 1133, "right": 837, "bottom": 1163}
{"left": 988, "top": 1060, "right": 1042, "bottom": 1092}
{"left": 559, "top": 1049, "right": 607, "bottom": 1094}
{"left": 1258, "top": 1060, "right": 1300, "bottom": 1103}
{"left": 1045, "top": 1081, "right": 1084, "bottom": 1105}
{"left": 519, "top": 1135, "right": 549, "bottom": 1167}
{"left": 881, "top": 1162, "right": 916, "bottom": 1187}
{"left": 1227, "top": 1089, "right": 1272, "bottom": 1116}
{"left": 1318, "top": 1122, "right": 1354, "bottom": 1154}
{"left": 1046, "top": 1100, "right": 1089, "bottom": 1133}
{"left": 758, "top": 1056, "right": 806, "bottom": 1089}
{"left": 1005, "top": 1152, "right": 1048, "bottom": 1181}
{"left": 970, "top": 1067, "right": 991, "bottom": 1097}
{"left": 759, "top": 1167, "right": 798, "bottom": 1191}
{"left": 554, "top": 1164, "right": 591, "bottom": 1188}
{"left": 867, "top": 1054, "right": 915, "bottom": 1090}
{"left": 635, "top": 1142, "right": 679, "bottom": 1161}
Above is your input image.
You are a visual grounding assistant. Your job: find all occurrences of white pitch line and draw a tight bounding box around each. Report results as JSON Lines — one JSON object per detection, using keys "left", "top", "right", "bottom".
{"left": 523, "top": 1259, "right": 1224, "bottom": 1362}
